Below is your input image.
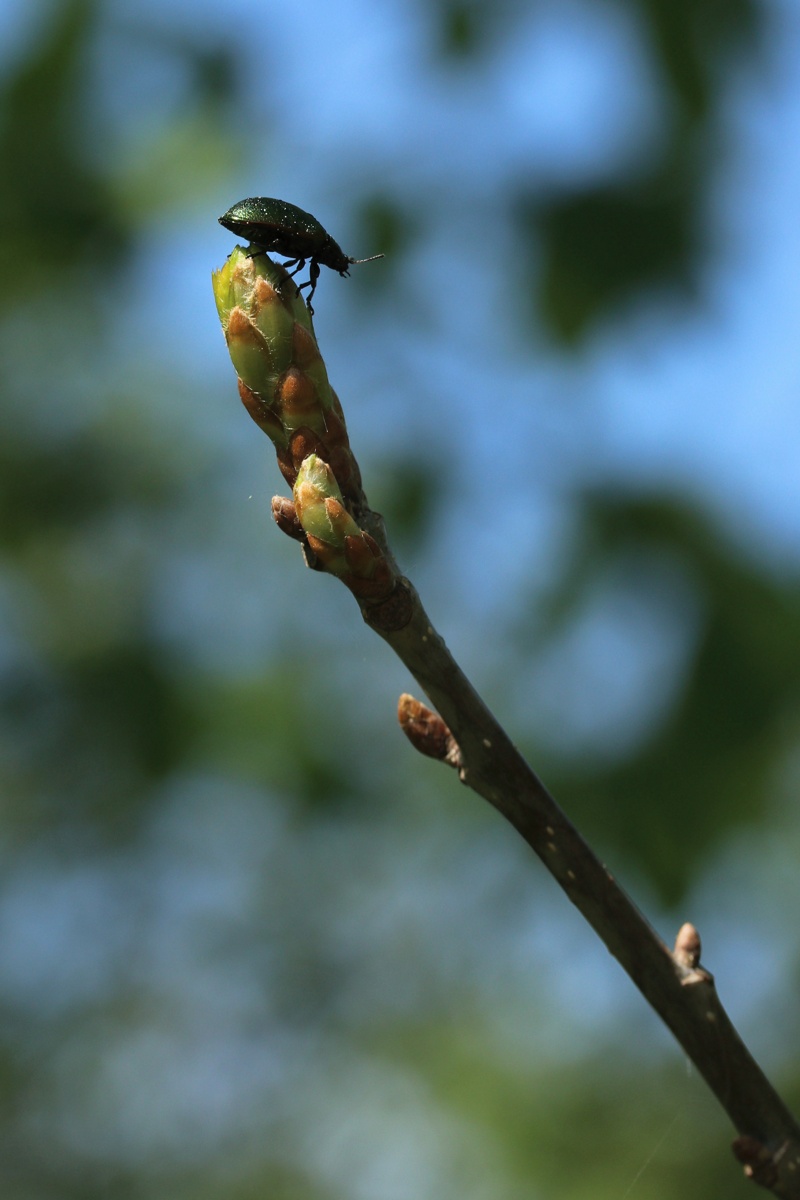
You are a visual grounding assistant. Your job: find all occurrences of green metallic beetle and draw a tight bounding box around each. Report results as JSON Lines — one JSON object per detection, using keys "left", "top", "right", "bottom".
{"left": 218, "top": 197, "right": 383, "bottom": 314}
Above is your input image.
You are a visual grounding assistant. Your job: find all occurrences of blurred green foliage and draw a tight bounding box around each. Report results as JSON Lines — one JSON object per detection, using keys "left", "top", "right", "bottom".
{"left": 0, "top": 0, "right": 128, "bottom": 282}
{"left": 526, "top": 167, "right": 698, "bottom": 344}
{"left": 519, "top": 493, "right": 800, "bottom": 903}
{"left": 516, "top": 0, "right": 761, "bottom": 340}
{"left": 0, "top": 1, "right": 797, "bottom": 1198}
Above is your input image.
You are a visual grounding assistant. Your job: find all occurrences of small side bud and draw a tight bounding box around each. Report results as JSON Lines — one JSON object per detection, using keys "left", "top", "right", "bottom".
{"left": 271, "top": 496, "right": 305, "bottom": 541}
{"left": 732, "top": 1136, "right": 781, "bottom": 1189}
{"left": 294, "top": 456, "right": 358, "bottom": 549}
{"left": 397, "top": 694, "right": 461, "bottom": 768}
{"left": 674, "top": 922, "right": 702, "bottom": 969}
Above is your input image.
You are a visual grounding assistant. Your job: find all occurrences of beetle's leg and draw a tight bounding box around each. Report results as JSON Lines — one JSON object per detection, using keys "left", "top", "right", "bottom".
{"left": 283, "top": 258, "right": 310, "bottom": 303}
{"left": 296, "top": 260, "right": 321, "bottom": 314}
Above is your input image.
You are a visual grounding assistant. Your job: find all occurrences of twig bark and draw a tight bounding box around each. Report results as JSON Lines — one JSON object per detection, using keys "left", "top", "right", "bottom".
{"left": 361, "top": 569, "right": 800, "bottom": 1198}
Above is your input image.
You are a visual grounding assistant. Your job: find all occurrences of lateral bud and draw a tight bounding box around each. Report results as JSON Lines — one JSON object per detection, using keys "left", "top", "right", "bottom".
{"left": 732, "top": 1135, "right": 784, "bottom": 1190}
{"left": 673, "top": 922, "right": 702, "bottom": 969}
{"left": 397, "top": 694, "right": 461, "bottom": 768}
{"left": 271, "top": 496, "right": 305, "bottom": 541}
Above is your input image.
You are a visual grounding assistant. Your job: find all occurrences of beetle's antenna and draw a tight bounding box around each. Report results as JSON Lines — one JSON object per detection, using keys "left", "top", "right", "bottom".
{"left": 347, "top": 254, "right": 385, "bottom": 265}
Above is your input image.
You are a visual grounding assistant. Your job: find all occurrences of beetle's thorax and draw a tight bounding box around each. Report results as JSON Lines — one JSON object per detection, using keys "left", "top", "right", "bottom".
{"left": 316, "top": 234, "right": 350, "bottom": 275}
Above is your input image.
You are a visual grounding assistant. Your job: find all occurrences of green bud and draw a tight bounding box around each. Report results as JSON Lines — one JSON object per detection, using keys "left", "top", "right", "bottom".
{"left": 213, "top": 248, "right": 338, "bottom": 442}
{"left": 291, "top": 455, "right": 395, "bottom": 597}
{"left": 294, "top": 455, "right": 360, "bottom": 547}
{"left": 224, "top": 307, "right": 274, "bottom": 395}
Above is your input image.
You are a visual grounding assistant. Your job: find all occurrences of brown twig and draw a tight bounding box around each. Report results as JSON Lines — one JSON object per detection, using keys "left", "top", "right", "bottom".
{"left": 359, "top": 575, "right": 800, "bottom": 1198}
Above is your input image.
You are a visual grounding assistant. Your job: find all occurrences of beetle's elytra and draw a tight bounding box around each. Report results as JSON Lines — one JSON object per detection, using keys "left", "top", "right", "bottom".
{"left": 218, "top": 197, "right": 383, "bottom": 315}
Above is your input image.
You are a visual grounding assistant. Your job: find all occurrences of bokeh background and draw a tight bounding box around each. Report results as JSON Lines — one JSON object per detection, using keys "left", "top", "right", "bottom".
{"left": 1, "top": 0, "right": 799, "bottom": 1197}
